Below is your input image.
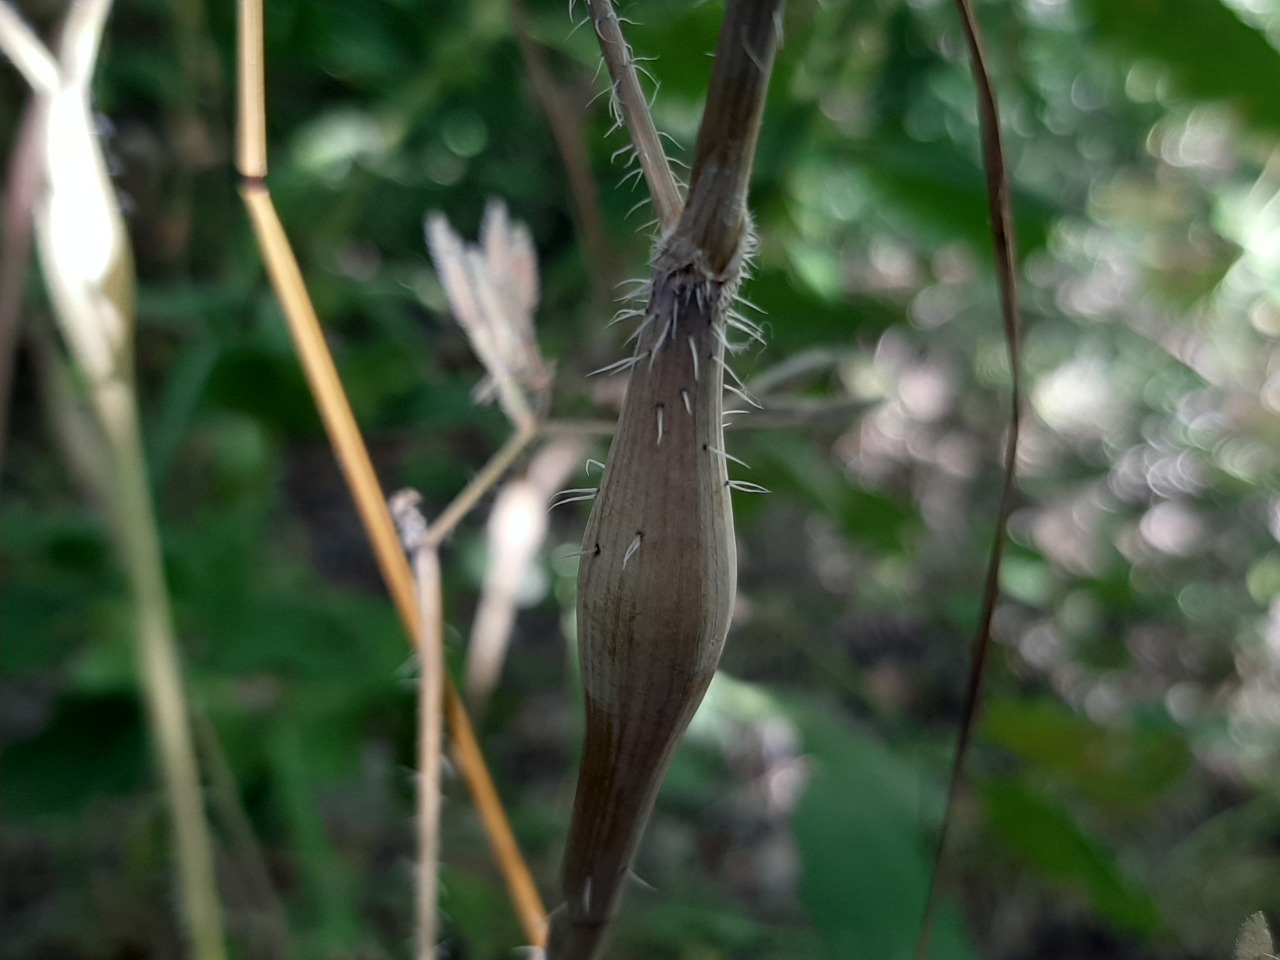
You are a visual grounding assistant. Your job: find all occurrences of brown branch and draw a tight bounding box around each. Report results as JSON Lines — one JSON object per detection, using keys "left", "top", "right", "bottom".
{"left": 586, "top": 0, "right": 682, "bottom": 229}
{"left": 236, "top": 2, "right": 548, "bottom": 939}
{"left": 236, "top": 0, "right": 266, "bottom": 179}
{"left": 677, "top": 0, "right": 785, "bottom": 273}
{"left": 510, "top": 0, "right": 619, "bottom": 304}
{"left": 425, "top": 423, "right": 538, "bottom": 548}
{"left": 240, "top": 184, "right": 548, "bottom": 947}
{"left": 914, "top": 3, "right": 1023, "bottom": 958}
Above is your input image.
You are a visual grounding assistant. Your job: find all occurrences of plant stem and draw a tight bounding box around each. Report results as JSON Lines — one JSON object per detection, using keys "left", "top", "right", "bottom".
{"left": 914, "top": 1, "right": 1023, "bottom": 955}
{"left": 241, "top": 176, "right": 547, "bottom": 951}
{"left": 586, "top": 0, "right": 682, "bottom": 229}
{"left": 510, "top": 0, "right": 618, "bottom": 307}
{"left": 412, "top": 544, "right": 444, "bottom": 960}
{"left": 95, "top": 379, "right": 228, "bottom": 960}
{"left": 678, "top": 0, "right": 785, "bottom": 273}
{"left": 425, "top": 423, "right": 537, "bottom": 548}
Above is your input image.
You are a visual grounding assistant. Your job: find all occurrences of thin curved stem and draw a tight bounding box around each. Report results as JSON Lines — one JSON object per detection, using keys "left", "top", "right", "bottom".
{"left": 913, "top": 1, "right": 1023, "bottom": 957}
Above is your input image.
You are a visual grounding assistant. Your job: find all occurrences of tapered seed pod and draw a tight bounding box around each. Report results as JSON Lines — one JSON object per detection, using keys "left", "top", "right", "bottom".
{"left": 547, "top": 236, "right": 745, "bottom": 960}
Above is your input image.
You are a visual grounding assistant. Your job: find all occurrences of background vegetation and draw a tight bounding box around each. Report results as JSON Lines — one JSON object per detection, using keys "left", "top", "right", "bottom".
{"left": 3, "top": 0, "right": 1280, "bottom": 957}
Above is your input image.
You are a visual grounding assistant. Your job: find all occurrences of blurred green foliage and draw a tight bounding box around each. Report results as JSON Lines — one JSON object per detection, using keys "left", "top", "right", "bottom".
{"left": 4, "top": 0, "right": 1280, "bottom": 957}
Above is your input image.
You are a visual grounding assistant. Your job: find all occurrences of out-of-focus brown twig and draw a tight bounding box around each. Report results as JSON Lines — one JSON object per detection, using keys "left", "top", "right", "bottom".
{"left": 0, "top": 104, "right": 43, "bottom": 487}
{"left": 914, "top": 3, "right": 1023, "bottom": 958}
{"left": 510, "top": 0, "right": 618, "bottom": 305}
{"left": 162, "top": 0, "right": 222, "bottom": 171}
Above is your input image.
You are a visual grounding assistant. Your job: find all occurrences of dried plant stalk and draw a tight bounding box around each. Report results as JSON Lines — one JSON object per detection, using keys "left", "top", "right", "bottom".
{"left": 390, "top": 490, "right": 445, "bottom": 960}
{"left": 240, "top": 184, "right": 548, "bottom": 946}
{"left": 235, "top": 1, "right": 548, "bottom": 945}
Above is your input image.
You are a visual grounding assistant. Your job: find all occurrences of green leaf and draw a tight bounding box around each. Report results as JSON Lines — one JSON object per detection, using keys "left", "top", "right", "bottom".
{"left": 979, "top": 777, "right": 1161, "bottom": 934}
{"left": 269, "top": 719, "right": 365, "bottom": 950}
{"left": 1080, "top": 0, "right": 1280, "bottom": 136}
{"left": 760, "top": 433, "right": 917, "bottom": 552}
{"left": 690, "top": 677, "right": 975, "bottom": 958}
{"left": 983, "top": 698, "right": 1191, "bottom": 810}
{"left": 787, "top": 702, "right": 977, "bottom": 960}
{"left": 854, "top": 137, "right": 1058, "bottom": 258}
{"left": 440, "top": 867, "right": 524, "bottom": 959}
{"left": 2, "top": 695, "right": 148, "bottom": 818}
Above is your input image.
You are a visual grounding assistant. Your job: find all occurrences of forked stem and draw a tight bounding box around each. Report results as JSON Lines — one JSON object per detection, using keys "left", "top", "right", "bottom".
{"left": 239, "top": 181, "right": 547, "bottom": 948}
{"left": 0, "top": 3, "right": 228, "bottom": 956}
{"left": 235, "top": 0, "right": 547, "bottom": 944}
{"left": 425, "top": 423, "right": 537, "bottom": 548}
{"left": 550, "top": 4, "right": 785, "bottom": 960}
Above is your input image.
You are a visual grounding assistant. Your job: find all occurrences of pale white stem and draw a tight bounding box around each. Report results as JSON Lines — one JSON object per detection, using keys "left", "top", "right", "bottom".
{"left": 414, "top": 545, "right": 444, "bottom": 960}
{"left": 0, "top": 2, "right": 58, "bottom": 96}
{"left": 58, "top": 0, "right": 113, "bottom": 91}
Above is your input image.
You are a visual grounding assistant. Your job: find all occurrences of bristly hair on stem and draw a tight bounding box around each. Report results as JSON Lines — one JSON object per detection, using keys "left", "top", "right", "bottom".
{"left": 586, "top": 0, "right": 682, "bottom": 230}
{"left": 913, "top": 1, "right": 1023, "bottom": 958}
